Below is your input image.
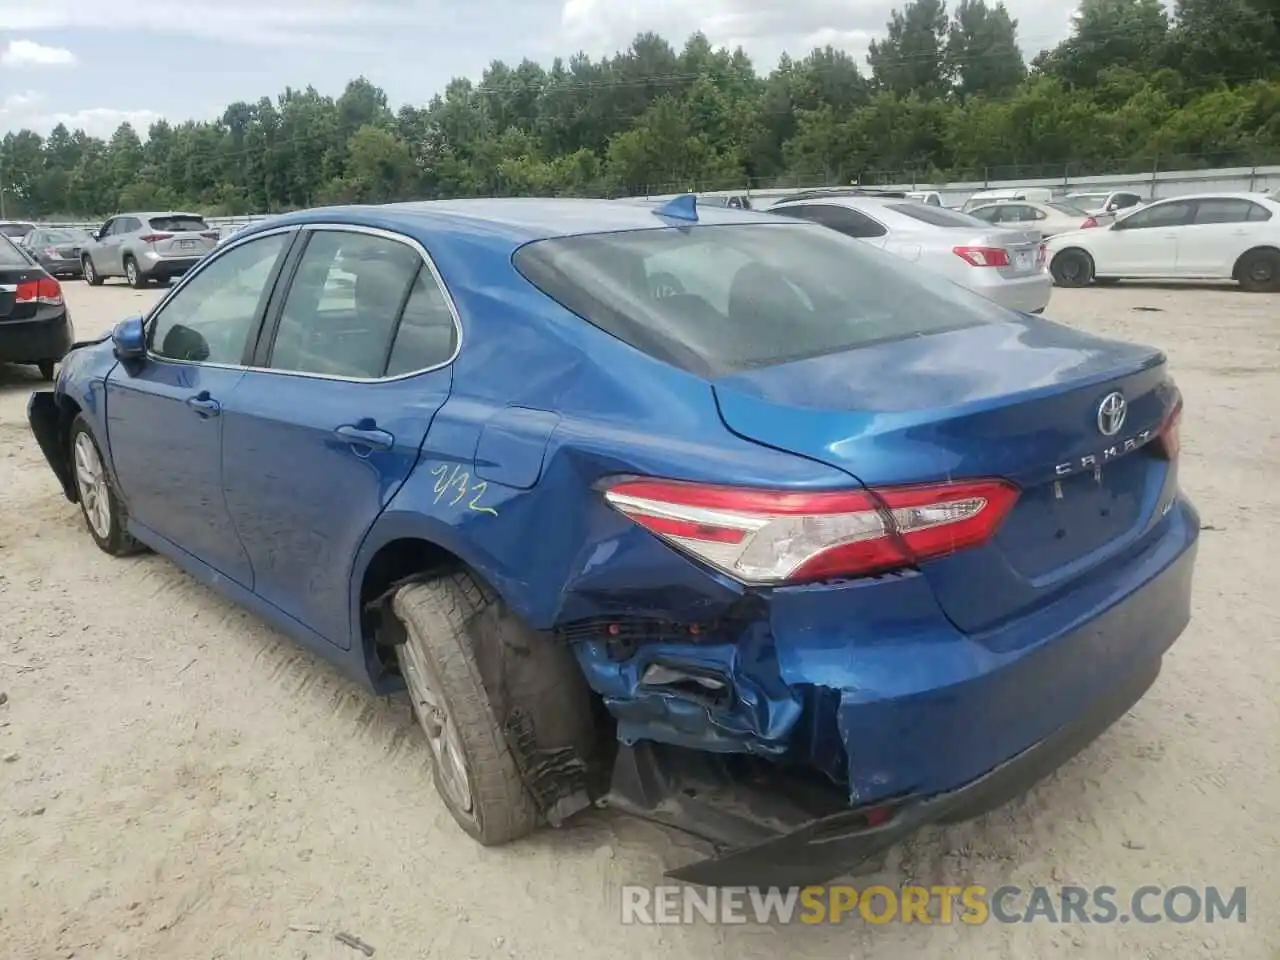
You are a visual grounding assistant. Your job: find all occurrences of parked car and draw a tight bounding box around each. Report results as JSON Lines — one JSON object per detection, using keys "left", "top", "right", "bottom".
{"left": 906, "top": 190, "right": 944, "bottom": 206}
{"left": 23, "top": 226, "right": 94, "bottom": 279}
{"left": 27, "top": 196, "right": 1197, "bottom": 888}
{"left": 0, "top": 233, "right": 74, "bottom": 380}
{"left": 770, "top": 193, "right": 1051, "bottom": 313}
{"left": 0, "top": 220, "right": 36, "bottom": 244}
{"left": 1046, "top": 192, "right": 1280, "bottom": 291}
{"left": 968, "top": 199, "right": 1111, "bottom": 237}
{"left": 80, "top": 211, "right": 219, "bottom": 288}
{"left": 1063, "top": 190, "right": 1146, "bottom": 218}
{"left": 960, "top": 187, "right": 1054, "bottom": 212}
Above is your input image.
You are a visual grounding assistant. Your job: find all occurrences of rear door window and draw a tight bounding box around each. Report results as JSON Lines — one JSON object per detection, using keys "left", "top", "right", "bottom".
{"left": 514, "top": 222, "right": 1015, "bottom": 378}
{"left": 885, "top": 203, "right": 994, "bottom": 229}
{"left": 1192, "top": 199, "right": 1263, "bottom": 224}
{"left": 773, "top": 203, "right": 888, "bottom": 239}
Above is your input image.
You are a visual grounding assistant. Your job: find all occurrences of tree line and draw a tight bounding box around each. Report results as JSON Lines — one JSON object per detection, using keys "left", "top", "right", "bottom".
{"left": 2, "top": 0, "right": 1279, "bottom": 219}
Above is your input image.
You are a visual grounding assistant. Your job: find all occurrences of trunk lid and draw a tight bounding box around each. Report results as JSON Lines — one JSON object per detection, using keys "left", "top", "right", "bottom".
{"left": 712, "top": 318, "right": 1178, "bottom": 632}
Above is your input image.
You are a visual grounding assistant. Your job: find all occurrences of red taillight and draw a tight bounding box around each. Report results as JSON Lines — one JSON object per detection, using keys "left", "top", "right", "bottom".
{"left": 15, "top": 276, "right": 64, "bottom": 306}
{"left": 603, "top": 477, "right": 1021, "bottom": 584}
{"left": 1081, "top": 217, "right": 1099, "bottom": 229}
{"left": 44, "top": 246, "right": 60, "bottom": 258}
{"left": 953, "top": 246, "right": 1011, "bottom": 267}
{"left": 139, "top": 232, "right": 173, "bottom": 243}
{"left": 1153, "top": 398, "right": 1182, "bottom": 461}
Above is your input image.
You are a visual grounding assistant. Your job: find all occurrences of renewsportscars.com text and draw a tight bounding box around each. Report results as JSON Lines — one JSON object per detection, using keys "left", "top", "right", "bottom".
{"left": 620, "top": 885, "right": 1247, "bottom": 926}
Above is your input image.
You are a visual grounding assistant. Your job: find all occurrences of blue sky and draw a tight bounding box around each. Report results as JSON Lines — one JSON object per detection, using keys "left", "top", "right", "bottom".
{"left": 0, "top": 0, "right": 1078, "bottom": 139}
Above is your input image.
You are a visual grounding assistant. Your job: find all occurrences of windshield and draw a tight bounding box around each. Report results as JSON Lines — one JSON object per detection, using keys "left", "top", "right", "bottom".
{"left": 150, "top": 215, "right": 209, "bottom": 232}
{"left": 1045, "top": 202, "right": 1089, "bottom": 216}
{"left": 513, "top": 222, "right": 1015, "bottom": 378}
{"left": 886, "top": 203, "right": 994, "bottom": 229}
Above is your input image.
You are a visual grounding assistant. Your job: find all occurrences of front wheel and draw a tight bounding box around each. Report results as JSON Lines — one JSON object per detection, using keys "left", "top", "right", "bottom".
{"left": 69, "top": 416, "right": 144, "bottom": 557}
{"left": 124, "top": 256, "right": 146, "bottom": 289}
{"left": 390, "top": 572, "right": 597, "bottom": 845}
{"left": 1050, "top": 249, "right": 1095, "bottom": 288}
{"left": 83, "top": 257, "right": 103, "bottom": 286}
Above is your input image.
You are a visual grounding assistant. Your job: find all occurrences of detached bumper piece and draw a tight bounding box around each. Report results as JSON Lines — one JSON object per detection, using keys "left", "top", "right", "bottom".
{"left": 28, "top": 390, "right": 77, "bottom": 502}
{"left": 605, "top": 656, "right": 1161, "bottom": 888}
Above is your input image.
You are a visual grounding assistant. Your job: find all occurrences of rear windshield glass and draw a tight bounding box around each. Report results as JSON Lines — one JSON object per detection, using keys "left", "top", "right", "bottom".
{"left": 513, "top": 222, "right": 1014, "bottom": 378}
{"left": 1067, "top": 194, "right": 1108, "bottom": 204}
{"left": 150, "top": 216, "right": 209, "bottom": 232}
{"left": 0, "top": 235, "right": 34, "bottom": 267}
{"left": 1046, "top": 202, "right": 1088, "bottom": 216}
{"left": 42, "top": 228, "right": 92, "bottom": 244}
{"left": 0, "top": 223, "right": 33, "bottom": 238}
{"left": 885, "top": 203, "right": 991, "bottom": 229}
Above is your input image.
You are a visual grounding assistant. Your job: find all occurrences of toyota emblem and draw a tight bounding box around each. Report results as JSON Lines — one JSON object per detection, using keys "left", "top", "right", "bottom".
{"left": 1097, "top": 392, "right": 1127, "bottom": 436}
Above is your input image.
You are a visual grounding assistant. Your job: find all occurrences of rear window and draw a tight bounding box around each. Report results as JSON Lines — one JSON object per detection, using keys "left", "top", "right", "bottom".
{"left": 150, "top": 215, "right": 209, "bottom": 232}
{"left": 42, "top": 228, "right": 92, "bottom": 244}
{"left": 0, "top": 223, "right": 34, "bottom": 238}
{"left": 0, "top": 235, "right": 34, "bottom": 267}
{"left": 885, "top": 203, "right": 992, "bottom": 229}
{"left": 1046, "top": 202, "right": 1088, "bottom": 216}
{"left": 512, "top": 222, "right": 1014, "bottom": 378}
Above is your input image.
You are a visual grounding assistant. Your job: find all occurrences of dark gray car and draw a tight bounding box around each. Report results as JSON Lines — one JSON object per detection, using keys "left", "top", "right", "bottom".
{"left": 24, "top": 226, "right": 94, "bottom": 278}
{"left": 81, "top": 211, "right": 218, "bottom": 288}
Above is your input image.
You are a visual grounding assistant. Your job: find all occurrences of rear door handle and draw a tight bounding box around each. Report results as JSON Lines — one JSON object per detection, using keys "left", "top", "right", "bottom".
{"left": 334, "top": 424, "right": 394, "bottom": 451}
{"left": 185, "top": 392, "right": 220, "bottom": 417}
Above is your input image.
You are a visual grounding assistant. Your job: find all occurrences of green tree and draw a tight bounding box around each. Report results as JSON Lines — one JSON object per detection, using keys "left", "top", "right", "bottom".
{"left": 867, "top": 0, "right": 951, "bottom": 99}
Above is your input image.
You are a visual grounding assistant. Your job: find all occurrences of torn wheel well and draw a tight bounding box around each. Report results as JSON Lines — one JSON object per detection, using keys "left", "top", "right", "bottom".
{"left": 359, "top": 537, "right": 464, "bottom": 682}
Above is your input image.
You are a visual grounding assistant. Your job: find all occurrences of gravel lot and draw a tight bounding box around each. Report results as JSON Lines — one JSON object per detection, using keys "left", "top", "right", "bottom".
{"left": 1, "top": 279, "right": 1277, "bottom": 959}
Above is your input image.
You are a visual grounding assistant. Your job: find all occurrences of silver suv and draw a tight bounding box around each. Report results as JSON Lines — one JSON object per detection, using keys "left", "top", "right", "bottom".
{"left": 81, "top": 212, "right": 217, "bottom": 288}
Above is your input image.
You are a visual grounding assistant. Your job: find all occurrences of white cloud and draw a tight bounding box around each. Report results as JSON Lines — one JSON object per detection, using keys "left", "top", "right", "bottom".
{"left": 1, "top": 39, "right": 77, "bottom": 67}
{"left": 560, "top": 0, "right": 1081, "bottom": 69}
{"left": 1, "top": 91, "right": 161, "bottom": 138}
{"left": 0, "top": 0, "right": 444, "bottom": 47}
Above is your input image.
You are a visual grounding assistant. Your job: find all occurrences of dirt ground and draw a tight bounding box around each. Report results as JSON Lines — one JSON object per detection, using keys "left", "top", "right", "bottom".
{"left": 1, "top": 279, "right": 1277, "bottom": 959}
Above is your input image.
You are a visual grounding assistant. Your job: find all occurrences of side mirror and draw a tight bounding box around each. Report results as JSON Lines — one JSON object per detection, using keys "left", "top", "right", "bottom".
{"left": 111, "top": 316, "right": 147, "bottom": 361}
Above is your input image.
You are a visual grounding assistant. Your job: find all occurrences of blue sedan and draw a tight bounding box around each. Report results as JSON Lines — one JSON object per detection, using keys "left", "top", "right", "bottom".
{"left": 27, "top": 196, "right": 1198, "bottom": 887}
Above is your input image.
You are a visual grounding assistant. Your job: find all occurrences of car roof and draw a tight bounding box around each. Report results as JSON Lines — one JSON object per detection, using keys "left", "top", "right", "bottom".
{"left": 245, "top": 197, "right": 781, "bottom": 249}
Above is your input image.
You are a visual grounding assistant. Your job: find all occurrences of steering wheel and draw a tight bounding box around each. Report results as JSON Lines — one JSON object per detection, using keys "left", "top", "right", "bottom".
{"left": 649, "top": 272, "right": 686, "bottom": 299}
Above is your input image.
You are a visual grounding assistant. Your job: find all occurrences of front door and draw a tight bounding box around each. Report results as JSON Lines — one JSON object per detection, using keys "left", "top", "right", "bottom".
{"left": 1103, "top": 199, "right": 1194, "bottom": 276}
{"left": 220, "top": 226, "right": 460, "bottom": 648}
{"left": 105, "top": 230, "right": 294, "bottom": 585}
{"left": 1173, "top": 197, "right": 1269, "bottom": 277}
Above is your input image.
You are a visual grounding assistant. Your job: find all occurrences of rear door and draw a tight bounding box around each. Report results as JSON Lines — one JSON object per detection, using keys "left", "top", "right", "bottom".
{"left": 1174, "top": 198, "right": 1272, "bottom": 277}
{"left": 219, "top": 225, "right": 460, "bottom": 649}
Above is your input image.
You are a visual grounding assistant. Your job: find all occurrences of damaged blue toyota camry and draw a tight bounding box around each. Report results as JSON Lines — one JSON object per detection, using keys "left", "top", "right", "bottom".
{"left": 27, "top": 196, "right": 1197, "bottom": 887}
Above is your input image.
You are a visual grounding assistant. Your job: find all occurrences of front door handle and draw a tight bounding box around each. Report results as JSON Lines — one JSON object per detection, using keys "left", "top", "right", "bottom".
{"left": 334, "top": 424, "right": 394, "bottom": 451}
{"left": 185, "top": 392, "right": 220, "bottom": 417}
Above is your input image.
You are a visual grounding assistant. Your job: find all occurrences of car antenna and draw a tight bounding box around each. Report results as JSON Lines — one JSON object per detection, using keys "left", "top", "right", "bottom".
{"left": 652, "top": 194, "right": 698, "bottom": 222}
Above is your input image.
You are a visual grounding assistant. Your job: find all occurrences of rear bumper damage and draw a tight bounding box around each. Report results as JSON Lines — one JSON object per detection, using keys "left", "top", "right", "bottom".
{"left": 607, "top": 653, "right": 1161, "bottom": 887}
{"left": 580, "top": 497, "right": 1198, "bottom": 886}
{"left": 28, "top": 390, "right": 78, "bottom": 502}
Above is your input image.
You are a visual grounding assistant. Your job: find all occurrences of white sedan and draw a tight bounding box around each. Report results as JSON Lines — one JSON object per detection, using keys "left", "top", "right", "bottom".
{"left": 1046, "top": 192, "right": 1280, "bottom": 292}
